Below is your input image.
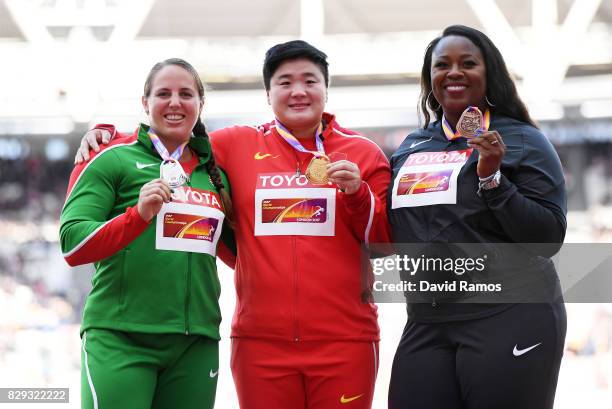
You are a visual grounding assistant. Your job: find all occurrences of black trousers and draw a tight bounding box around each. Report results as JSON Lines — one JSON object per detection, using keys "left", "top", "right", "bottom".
{"left": 388, "top": 302, "right": 566, "bottom": 409}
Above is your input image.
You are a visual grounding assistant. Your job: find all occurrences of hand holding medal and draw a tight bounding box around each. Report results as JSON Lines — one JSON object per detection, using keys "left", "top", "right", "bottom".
{"left": 274, "top": 119, "right": 362, "bottom": 193}
{"left": 137, "top": 127, "right": 189, "bottom": 221}
{"left": 461, "top": 105, "right": 505, "bottom": 178}
{"left": 326, "top": 153, "right": 362, "bottom": 194}
{"left": 467, "top": 129, "right": 506, "bottom": 178}
{"left": 442, "top": 106, "right": 505, "bottom": 178}
{"left": 137, "top": 178, "right": 173, "bottom": 221}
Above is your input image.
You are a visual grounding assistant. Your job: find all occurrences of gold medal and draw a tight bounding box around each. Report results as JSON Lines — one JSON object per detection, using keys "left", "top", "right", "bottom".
{"left": 305, "top": 155, "right": 330, "bottom": 185}
{"left": 457, "top": 107, "right": 483, "bottom": 138}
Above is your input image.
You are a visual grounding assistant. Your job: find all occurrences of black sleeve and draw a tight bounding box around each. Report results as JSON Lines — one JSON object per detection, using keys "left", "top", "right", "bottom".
{"left": 481, "top": 127, "right": 567, "bottom": 256}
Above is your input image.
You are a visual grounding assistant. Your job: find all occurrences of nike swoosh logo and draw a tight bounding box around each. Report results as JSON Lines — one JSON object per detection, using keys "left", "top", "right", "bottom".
{"left": 409, "top": 137, "right": 433, "bottom": 149}
{"left": 136, "top": 162, "right": 158, "bottom": 169}
{"left": 513, "top": 342, "right": 542, "bottom": 357}
{"left": 254, "top": 152, "right": 280, "bottom": 160}
{"left": 209, "top": 369, "right": 218, "bottom": 378}
{"left": 340, "top": 394, "right": 364, "bottom": 404}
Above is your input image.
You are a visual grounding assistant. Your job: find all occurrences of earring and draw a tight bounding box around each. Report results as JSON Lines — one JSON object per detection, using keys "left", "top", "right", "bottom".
{"left": 485, "top": 95, "right": 496, "bottom": 107}
{"left": 427, "top": 90, "right": 440, "bottom": 110}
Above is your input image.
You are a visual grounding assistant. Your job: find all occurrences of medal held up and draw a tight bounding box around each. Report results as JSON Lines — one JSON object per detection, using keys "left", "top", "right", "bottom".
{"left": 442, "top": 106, "right": 491, "bottom": 141}
{"left": 305, "top": 155, "right": 330, "bottom": 185}
{"left": 148, "top": 128, "right": 190, "bottom": 188}
{"left": 457, "top": 106, "right": 484, "bottom": 138}
{"left": 274, "top": 119, "right": 330, "bottom": 185}
{"left": 160, "top": 159, "right": 189, "bottom": 188}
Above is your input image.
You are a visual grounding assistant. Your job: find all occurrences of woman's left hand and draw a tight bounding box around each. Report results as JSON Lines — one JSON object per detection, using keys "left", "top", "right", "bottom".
{"left": 467, "top": 130, "right": 506, "bottom": 178}
{"left": 327, "top": 160, "right": 362, "bottom": 194}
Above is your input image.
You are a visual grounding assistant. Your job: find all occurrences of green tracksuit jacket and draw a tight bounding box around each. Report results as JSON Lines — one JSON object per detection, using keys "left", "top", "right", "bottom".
{"left": 60, "top": 124, "right": 233, "bottom": 339}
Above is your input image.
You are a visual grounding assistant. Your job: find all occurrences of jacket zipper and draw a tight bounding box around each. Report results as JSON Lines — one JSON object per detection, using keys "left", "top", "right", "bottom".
{"left": 184, "top": 173, "right": 196, "bottom": 335}
{"left": 291, "top": 150, "right": 304, "bottom": 342}
{"left": 292, "top": 236, "right": 299, "bottom": 342}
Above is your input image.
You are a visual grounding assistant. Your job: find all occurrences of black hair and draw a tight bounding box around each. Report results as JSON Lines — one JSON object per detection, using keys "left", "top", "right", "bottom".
{"left": 418, "top": 25, "right": 536, "bottom": 129}
{"left": 262, "top": 40, "right": 329, "bottom": 90}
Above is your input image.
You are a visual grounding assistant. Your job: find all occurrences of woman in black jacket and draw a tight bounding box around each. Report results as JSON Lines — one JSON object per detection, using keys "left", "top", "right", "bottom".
{"left": 388, "top": 25, "right": 567, "bottom": 409}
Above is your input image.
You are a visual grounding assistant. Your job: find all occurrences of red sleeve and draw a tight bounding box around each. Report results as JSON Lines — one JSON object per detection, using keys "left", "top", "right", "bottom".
{"left": 96, "top": 124, "right": 118, "bottom": 139}
{"left": 64, "top": 206, "right": 150, "bottom": 267}
{"left": 90, "top": 123, "right": 133, "bottom": 150}
{"left": 342, "top": 149, "right": 392, "bottom": 248}
{"left": 209, "top": 128, "right": 237, "bottom": 268}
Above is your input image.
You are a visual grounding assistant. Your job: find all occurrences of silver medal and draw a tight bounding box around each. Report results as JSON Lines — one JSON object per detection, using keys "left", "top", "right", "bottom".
{"left": 160, "top": 159, "right": 188, "bottom": 188}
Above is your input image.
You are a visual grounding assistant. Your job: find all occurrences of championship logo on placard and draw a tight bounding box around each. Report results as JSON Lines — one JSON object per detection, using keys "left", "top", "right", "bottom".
{"left": 261, "top": 198, "right": 327, "bottom": 223}
{"left": 392, "top": 149, "right": 473, "bottom": 209}
{"left": 397, "top": 170, "right": 453, "bottom": 195}
{"left": 254, "top": 172, "right": 335, "bottom": 236}
{"left": 163, "top": 213, "right": 219, "bottom": 242}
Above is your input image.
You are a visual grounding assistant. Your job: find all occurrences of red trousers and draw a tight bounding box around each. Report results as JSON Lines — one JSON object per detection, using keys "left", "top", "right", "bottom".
{"left": 231, "top": 339, "right": 379, "bottom": 409}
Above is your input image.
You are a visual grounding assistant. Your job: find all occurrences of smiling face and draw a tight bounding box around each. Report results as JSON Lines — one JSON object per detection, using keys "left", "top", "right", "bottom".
{"left": 266, "top": 58, "right": 327, "bottom": 139}
{"left": 431, "top": 35, "right": 487, "bottom": 124}
{"left": 142, "top": 64, "right": 203, "bottom": 150}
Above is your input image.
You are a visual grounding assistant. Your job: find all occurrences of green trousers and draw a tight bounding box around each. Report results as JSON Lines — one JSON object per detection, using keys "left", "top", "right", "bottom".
{"left": 81, "top": 329, "right": 219, "bottom": 409}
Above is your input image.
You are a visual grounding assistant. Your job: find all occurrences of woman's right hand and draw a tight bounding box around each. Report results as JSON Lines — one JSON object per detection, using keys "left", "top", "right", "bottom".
{"left": 138, "top": 179, "right": 173, "bottom": 222}
{"left": 74, "top": 129, "right": 112, "bottom": 164}
{"left": 467, "top": 130, "right": 506, "bottom": 178}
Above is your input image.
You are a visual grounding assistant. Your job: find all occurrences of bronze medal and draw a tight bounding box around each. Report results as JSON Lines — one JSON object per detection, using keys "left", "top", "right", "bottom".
{"left": 305, "top": 155, "right": 330, "bottom": 185}
{"left": 457, "top": 107, "right": 483, "bottom": 138}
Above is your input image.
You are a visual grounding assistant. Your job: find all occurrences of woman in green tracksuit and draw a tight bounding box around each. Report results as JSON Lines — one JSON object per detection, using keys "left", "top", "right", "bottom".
{"left": 60, "top": 58, "right": 234, "bottom": 409}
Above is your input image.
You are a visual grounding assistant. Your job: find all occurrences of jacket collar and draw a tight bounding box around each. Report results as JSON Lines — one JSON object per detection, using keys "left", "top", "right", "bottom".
{"left": 136, "top": 123, "right": 211, "bottom": 164}
{"left": 321, "top": 112, "right": 337, "bottom": 139}
{"left": 265, "top": 112, "right": 337, "bottom": 138}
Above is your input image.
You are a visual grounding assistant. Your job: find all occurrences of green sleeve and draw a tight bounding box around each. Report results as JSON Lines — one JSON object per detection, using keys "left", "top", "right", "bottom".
{"left": 59, "top": 149, "right": 123, "bottom": 257}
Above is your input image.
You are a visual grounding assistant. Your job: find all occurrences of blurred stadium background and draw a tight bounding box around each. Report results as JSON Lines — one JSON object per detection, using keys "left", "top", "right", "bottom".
{"left": 0, "top": 0, "right": 611, "bottom": 407}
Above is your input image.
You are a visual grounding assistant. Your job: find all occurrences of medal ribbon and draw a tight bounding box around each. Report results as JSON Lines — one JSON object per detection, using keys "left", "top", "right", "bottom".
{"left": 274, "top": 119, "right": 326, "bottom": 157}
{"left": 147, "top": 128, "right": 189, "bottom": 162}
{"left": 442, "top": 107, "right": 490, "bottom": 141}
